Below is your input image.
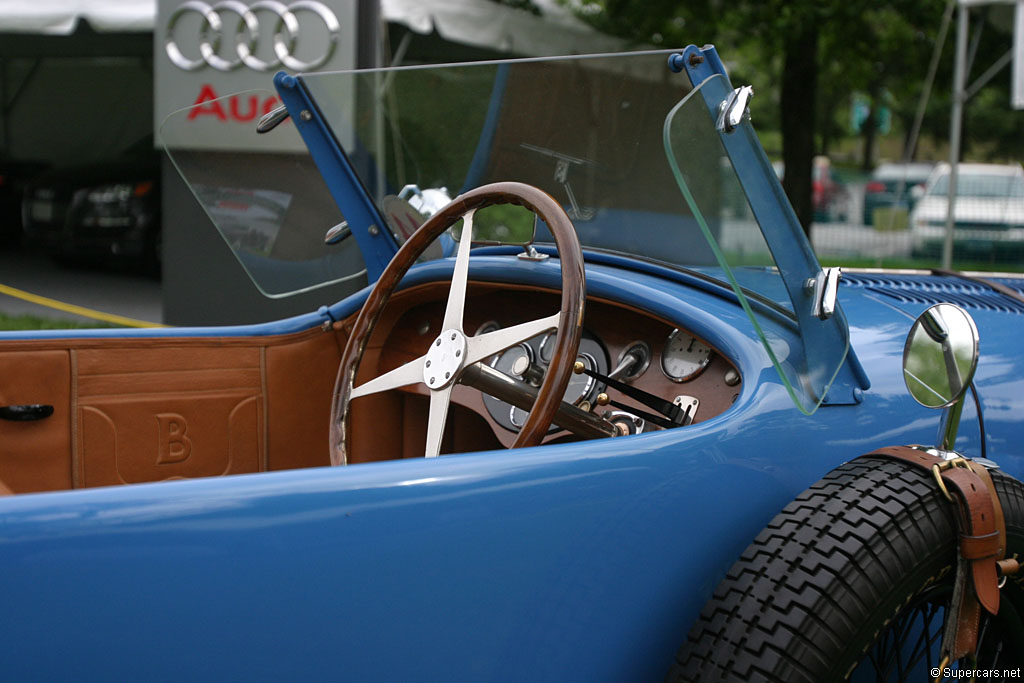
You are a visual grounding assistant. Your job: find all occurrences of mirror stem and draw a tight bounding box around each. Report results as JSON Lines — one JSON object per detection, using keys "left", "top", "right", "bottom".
{"left": 938, "top": 393, "right": 967, "bottom": 452}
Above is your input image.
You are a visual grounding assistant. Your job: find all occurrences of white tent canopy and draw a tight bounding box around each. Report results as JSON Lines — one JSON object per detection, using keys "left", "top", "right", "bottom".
{"left": 0, "top": 0, "right": 155, "bottom": 34}
{"left": 0, "top": 0, "right": 631, "bottom": 165}
{"left": 0, "top": 0, "right": 628, "bottom": 57}
{"left": 381, "top": 0, "right": 628, "bottom": 56}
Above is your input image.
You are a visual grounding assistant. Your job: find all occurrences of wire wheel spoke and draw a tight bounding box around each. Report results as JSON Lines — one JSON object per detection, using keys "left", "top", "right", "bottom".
{"left": 849, "top": 583, "right": 1015, "bottom": 682}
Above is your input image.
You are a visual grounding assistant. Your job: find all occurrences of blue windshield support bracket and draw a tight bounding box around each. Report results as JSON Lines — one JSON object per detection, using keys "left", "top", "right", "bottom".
{"left": 672, "top": 46, "right": 869, "bottom": 407}
{"left": 273, "top": 71, "right": 398, "bottom": 282}
{"left": 462, "top": 63, "right": 510, "bottom": 192}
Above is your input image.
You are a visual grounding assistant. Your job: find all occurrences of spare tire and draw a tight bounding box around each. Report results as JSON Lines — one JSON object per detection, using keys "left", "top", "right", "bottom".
{"left": 669, "top": 455, "right": 1024, "bottom": 682}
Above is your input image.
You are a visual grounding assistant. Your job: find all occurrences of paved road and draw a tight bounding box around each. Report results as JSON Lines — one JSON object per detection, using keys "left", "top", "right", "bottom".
{"left": 0, "top": 246, "right": 163, "bottom": 326}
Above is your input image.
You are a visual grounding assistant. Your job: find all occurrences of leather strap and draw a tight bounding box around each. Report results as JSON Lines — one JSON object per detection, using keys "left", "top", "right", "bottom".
{"left": 868, "top": 446, "right": 1008, "bottom": 661}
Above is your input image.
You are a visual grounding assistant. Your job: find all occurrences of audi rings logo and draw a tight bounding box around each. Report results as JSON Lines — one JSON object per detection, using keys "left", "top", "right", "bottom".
{"left": 165, "top": 0, "right": 340, "bottom": 72}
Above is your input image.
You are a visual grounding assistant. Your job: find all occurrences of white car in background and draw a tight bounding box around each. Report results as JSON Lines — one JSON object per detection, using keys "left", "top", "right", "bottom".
{"left": 911, "top": 162, "right": 1024, "bottom": 260}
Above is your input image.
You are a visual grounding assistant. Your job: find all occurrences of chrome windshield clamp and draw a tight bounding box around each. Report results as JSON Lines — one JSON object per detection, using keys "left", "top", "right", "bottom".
{"left": 256, "top": 105, "right": 290, "bottom": 134}
{"left": 716, "top": 85, "right": 754, "bottom": 133}
{"left": 324, "top": 221, "right": 352, "bottom": 245}
{"left": 806, "top": 267, "right": 842, "bottom": 320}
{"left": 518, "top": 245, "right": 549, "bottom": 262}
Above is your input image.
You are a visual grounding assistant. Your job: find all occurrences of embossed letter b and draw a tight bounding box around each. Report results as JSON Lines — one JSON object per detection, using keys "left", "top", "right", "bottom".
{"left": 157, "top": 413, "right": 192, "bottom": 464}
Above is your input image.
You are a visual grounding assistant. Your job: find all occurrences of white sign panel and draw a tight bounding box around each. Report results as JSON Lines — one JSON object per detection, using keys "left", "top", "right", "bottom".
{"left": 155, "top": 0, "right": 357, "bottom": 151}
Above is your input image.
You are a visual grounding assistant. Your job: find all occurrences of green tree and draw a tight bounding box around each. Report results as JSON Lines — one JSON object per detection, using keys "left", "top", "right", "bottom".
{"left": 721, "top": 1, "right": 948, "bottom": 231}
{"left": 560, "top": 0, "right": 949, "bottom": 235}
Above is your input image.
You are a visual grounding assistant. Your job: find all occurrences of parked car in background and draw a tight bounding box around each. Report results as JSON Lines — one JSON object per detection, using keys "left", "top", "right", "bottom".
{"left": 771, "top": 156, "right": 851, "bottom": 223}
{"left": 0, "top": 159, "right": 48, "bottom": 247}
{"left": 21, "top": 136, "right": 160, "bottom": 273}
{"left": 811, "top": 155, "right": 851, "bottom": 222}
{"left": 862, "top": 161, "right": 934, "bottom": 226}
{"left": 911, "top": 162, "right": 1024, "bottom": 260}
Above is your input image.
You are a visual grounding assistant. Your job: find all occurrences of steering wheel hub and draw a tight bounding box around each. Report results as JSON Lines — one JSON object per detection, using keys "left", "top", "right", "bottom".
{"left": 424, "top": 329, "right": 467, "bottom": 389}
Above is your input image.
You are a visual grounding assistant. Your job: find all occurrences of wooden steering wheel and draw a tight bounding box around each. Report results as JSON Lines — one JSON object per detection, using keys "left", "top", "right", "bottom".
{"left": 330, "top": 182, "right": 585, "bottom": 464}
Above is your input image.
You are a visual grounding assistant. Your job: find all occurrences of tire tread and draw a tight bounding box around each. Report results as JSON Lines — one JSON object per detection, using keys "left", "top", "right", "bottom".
{"left": 669, "top": 456, "right": 1024, "bottom": 683}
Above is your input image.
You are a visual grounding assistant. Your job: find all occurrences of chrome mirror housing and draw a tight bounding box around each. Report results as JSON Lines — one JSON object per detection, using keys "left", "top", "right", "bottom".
{"left": 398, "top": 184, "right": 452, "bottom": 219}
{"left": 902, "top": 303, "right": 980, "bottom": 450}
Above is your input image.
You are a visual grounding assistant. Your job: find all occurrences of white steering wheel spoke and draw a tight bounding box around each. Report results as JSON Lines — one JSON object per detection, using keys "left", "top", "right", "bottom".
{"left": 424, "top": 385, "right": 454, "bottom": 458}
{"left": 465, "top": 312, "right": 561, "bottom": 366}
{"left": 441, "top": 209, "right": 475, "bottom": 333}
{"left": 350, "top": 355, "right": 425, "bottom": 399}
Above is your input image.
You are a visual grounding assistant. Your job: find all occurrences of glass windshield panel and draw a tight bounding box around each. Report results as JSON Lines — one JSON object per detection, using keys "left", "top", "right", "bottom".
{"left": 160, "top": 90, "right": 368, "bottom": 298}
{"left": 163, "top": 53, "right": 850, "bottom": 413}
{"left": 664, "top": 75, "right": 848, "bottom": 414}
{"left": 301, "top": 51, "right": 736, "bottom": 269}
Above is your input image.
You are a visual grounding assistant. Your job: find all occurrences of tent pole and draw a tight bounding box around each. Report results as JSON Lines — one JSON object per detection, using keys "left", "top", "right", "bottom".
{"left": 944, "top": 4, "right": 968, "bottom": 271}
{"left": 0, "top": 58, "right": 7, "bottom": 156}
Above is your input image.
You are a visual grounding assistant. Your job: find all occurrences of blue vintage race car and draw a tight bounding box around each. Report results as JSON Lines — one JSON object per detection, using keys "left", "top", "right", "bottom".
{"left": 2, "top": 47, "right": 1024, "bottom": 682}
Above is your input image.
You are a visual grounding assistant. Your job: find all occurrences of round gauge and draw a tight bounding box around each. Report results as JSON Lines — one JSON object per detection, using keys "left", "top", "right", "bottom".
{"left": 482, "top": 332, "right": 608, "bottom": 433}
{"left": 482, "top": 344, "right": 534, "bottom": 432}
{"left": 564, "top": 352, "right": 598, "bottom": 405}
{"left": 508, "top": 351, "right": 597, "bottom": 429}
{"left": 661, "top": 328, "right": 713, "bottom": 382}
{"left": 474, "top": 320, "right": 500, "bottom": 337}
{"left": 490, "top": 343, "right": 533, "bottom": 379}
{"left": 509, "top": 405, "right": 528, "bottom": 429}
{"left": 538, "top": 332, "right": 556, "bottom": 363}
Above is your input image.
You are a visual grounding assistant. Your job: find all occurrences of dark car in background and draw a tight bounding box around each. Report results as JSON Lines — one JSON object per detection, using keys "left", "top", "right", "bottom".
{"left": 21, "top": 136, "right": 160, "bottom": 273}
{"left": 862, "top": 161, "right": 934, "bottom": 226}
{"left": 0, "top": 160, "right": 49, "bottom": 247}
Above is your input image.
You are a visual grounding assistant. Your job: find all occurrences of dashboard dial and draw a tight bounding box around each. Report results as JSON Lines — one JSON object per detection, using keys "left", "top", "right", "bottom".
{"left": 661, "top": 329, "right": 712, "bottom": 382}
{"left": 482, "top": 329, "right": 608, "bottom": 433}
{"left": 505, "top": 350, "right": 598, "bottom": 429}
{"left": 491, "top": 343, "right": 533, "bottom": 379}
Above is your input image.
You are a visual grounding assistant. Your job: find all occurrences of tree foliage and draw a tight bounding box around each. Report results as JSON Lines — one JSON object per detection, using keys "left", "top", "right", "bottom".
{"left": 560, "top": 0, "right": 1020, "bottom": 235}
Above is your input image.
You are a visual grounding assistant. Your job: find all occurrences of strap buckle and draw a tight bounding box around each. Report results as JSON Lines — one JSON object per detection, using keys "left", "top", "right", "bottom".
{"left": 932, "top": 457, "right": 973, "bottom": 502}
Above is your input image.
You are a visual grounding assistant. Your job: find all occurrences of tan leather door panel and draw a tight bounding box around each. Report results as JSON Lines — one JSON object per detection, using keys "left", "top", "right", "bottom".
{"left": 74, "top": 347, "right": 266, "bottom": 488}
{"left": 0, "top": 350, "right": 72, "bottom": 493}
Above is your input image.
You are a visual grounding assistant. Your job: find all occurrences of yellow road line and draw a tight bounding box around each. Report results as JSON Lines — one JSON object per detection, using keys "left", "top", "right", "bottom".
{"left": 0, "top": 283, "right": 167, "bottom": 328}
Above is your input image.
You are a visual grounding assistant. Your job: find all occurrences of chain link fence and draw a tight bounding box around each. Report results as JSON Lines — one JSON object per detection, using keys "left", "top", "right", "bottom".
{"left": 810, "top": 161, "right": 1024, "bottom": 274}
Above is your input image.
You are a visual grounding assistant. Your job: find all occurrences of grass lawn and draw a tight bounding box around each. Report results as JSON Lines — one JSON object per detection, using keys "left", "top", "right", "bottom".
{"left": 0, "top": 312, "right": 118, "bottom": 331}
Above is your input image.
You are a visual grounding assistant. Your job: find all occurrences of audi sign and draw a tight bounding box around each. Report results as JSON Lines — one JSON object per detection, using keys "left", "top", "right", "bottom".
{"left": 155, "top": 0, "right": 357, "bottom": 152}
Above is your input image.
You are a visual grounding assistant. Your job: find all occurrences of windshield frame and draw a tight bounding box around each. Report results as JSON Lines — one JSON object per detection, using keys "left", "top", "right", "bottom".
{"left": 672, "top": 46, "right": 868, "bottom": 412}
{"left": 165, "top": 46, "right": 868, "bottom": 412}
{"left": 296, "top": 45, "right": 868, "bottom": 410}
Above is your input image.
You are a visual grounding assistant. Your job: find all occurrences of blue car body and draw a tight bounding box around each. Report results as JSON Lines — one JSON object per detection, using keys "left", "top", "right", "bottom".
{"left": 1, "top": 46, "right": 1023, "bottom": 680}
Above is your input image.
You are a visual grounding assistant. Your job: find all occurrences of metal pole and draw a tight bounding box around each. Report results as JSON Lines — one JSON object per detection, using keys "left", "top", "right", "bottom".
{"left": 0, "top": 58, "right": 7, "bottom": 156}
{"left": 944, "top": 4, "right": 969, "bottom": 271}
{"left": 904, "top": 0, "right": 955, "bottom": 162}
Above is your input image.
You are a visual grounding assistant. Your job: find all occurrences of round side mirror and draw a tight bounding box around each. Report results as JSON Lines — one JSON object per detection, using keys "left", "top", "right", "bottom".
{"left": 902, "top": 303, "right": 979, "bottom": 408}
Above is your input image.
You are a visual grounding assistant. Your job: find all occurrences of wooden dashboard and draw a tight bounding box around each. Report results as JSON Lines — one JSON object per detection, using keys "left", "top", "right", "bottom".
{"left": 344, "top": 281, "right": 741, "bottom": 462}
